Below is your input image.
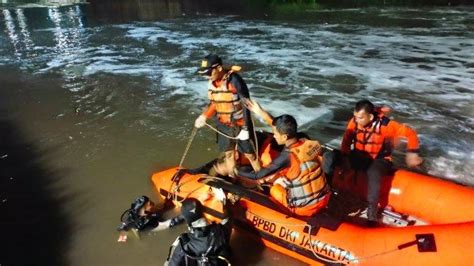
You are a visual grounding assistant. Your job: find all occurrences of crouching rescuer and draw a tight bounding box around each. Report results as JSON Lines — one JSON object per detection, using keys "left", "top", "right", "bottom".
{"left": 237, "top": 114, "right": 330, "bottom": 217}
{"left": 322, "top": 99, "right": 423, "bottom": 224}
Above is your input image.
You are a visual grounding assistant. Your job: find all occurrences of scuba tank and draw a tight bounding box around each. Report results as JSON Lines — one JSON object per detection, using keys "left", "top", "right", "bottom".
{"left": 179, "top": 231, "right": 232, "bottom": 266}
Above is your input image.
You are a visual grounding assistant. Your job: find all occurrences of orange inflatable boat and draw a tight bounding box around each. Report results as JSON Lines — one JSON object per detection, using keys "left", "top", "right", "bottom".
{"left": 151, "top": 167, "right": 474, "bottom": 265}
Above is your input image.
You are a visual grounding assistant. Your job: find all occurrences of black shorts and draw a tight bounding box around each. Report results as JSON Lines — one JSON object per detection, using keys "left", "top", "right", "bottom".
{"left": 216, "top": 122, "right": 255, "bottom": 154}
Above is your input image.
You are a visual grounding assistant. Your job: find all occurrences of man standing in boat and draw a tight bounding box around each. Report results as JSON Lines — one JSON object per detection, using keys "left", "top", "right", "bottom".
{"left": 235, "top": 100, "right": 330, "bottom": 217}
{"left": 322, "top": 99, "right": 423, "bottom": 225}
{"left": 194, "top": 54, "right": 260, "bottom": 174}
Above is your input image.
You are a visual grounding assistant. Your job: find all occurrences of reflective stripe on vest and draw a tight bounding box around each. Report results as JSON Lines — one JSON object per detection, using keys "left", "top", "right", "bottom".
{"left": 207, "top": 71, "right": 243, "bottom": 124}
{"left": 283, "top": 139, "right": 327, "bottom": 208}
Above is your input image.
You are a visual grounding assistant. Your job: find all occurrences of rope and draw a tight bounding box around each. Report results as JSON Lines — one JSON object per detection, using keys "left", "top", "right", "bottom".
{"left": 250, "top": 115, "right": 260, "bottom": 162}
{"left": 346, "top": 247, "right": 400, "bottom": 264}
{"left": 204, "top": 122, "right": 239, "bottom": 140}
{"left": 170, "top": 120, "right": 249, "bottom": 202}
{"left": 306, "top": 224, "right": 351, "bottom": 265}
{"left": 178, "top": 127, "right": 198, "bottom": 169}
{"left": 205, "top": 118, "right": 260, "bottom": 162}
{"left": 167, "top": 127, "right": 198, "bottom": 200}
{"left": 171, "top": 177, "right": 209, "bottom": 203}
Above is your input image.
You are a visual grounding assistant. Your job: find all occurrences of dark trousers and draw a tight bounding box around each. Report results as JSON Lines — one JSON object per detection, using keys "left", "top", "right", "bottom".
{"left": 216, "top": 121, "right": 255, "bottom": 154}
{"left": 322, "top": 150, "right": 393, "bottom": 221}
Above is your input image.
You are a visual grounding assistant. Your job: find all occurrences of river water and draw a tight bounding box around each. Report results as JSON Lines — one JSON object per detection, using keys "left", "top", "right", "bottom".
{"left": 0, "top": 1, "right": 473, "bottom": 265}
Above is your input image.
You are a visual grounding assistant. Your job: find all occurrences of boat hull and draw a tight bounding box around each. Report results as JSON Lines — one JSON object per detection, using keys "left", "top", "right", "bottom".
{"left": 151, "top": 167, "right": 474, "bottom": 266}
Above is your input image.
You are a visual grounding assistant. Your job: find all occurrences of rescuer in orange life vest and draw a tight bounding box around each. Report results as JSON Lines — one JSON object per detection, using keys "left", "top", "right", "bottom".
{"left": 322, "top": 99, "right": 423, "bottom": 224}
{"left": 235, "top": 99, "right": 330, "bottom": 217}
{"left": 195, "top": 54, "right": 260, "bottom": 174}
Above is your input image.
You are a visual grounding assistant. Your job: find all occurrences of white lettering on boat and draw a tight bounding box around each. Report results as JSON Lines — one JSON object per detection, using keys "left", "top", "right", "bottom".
{"left": 251, "top": 215, "right": 277, "bottom": 233}
{"left": 247, "top": 211, "right": 357, "bottom": 264}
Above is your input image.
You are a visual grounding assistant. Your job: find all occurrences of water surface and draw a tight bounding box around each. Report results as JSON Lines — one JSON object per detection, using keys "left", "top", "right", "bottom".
{"left": 0, "top": 2, "right": 473, "bottom": 265}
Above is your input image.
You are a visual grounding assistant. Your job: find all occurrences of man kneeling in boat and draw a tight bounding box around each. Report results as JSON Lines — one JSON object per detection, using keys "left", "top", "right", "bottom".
{"left": 165, "top": 197, "right": 232, "bottom": 266}
{"left": 235, "top": 101, "right": 330, "bottom": 217}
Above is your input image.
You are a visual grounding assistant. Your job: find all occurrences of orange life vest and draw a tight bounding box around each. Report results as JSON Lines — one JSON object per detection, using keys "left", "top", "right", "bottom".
{"left": 279, "top": 139, "right": 328, "bottom": 208}
{"left": 353, "top": 115, "right": 392, "bottom": 160}
{"left": 207, "top": 71, "right": 244, "bottom": 125}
